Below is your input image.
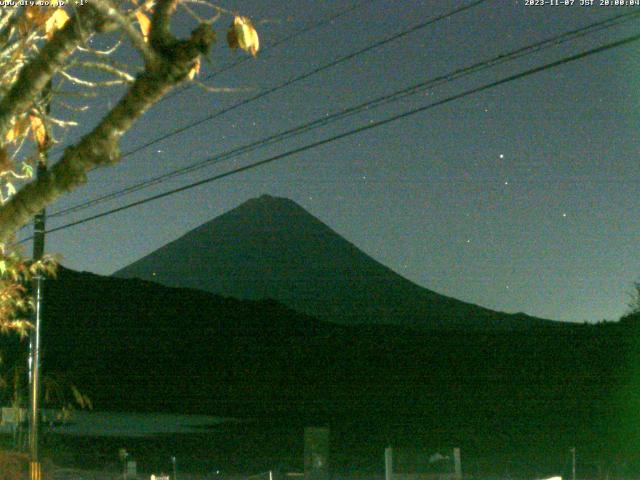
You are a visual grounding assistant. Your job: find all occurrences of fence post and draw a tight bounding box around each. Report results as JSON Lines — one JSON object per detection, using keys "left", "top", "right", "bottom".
{"left": 453, "top": 448, "right": 462, "bottom": 480}
{"left": 385, "top": 447, "right": 393, "bottom": 480}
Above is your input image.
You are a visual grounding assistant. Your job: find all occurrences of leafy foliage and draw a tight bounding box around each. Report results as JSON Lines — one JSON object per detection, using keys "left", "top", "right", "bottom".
{"left": 0, "top": 2, "right": 259, "bottom": 333}
{"left": 0, "top": 247, "right": 57, "bottom": 337}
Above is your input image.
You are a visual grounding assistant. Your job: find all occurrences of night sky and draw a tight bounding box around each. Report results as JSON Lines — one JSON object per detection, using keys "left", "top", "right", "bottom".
{"left": 25, "top": 0, "right": 640, "bottom": 323}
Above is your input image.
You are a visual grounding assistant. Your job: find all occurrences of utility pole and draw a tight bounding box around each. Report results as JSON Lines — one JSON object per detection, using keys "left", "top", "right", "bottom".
{"left": 28, "top": 162, "right": 45, "bottom": 480}
{"left": 29, "top": 84, "right": 50, "bottom": 480}
{"left": 571, "top": 447, "right": 576, "bottom": 480}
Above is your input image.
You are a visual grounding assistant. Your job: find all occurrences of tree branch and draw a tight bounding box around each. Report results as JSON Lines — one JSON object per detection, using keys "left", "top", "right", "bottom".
{"left": 0, "top": 14, "right": 216, "bottom": 243}
{"left": 0, "top": 8, "right": 103, "bottom": 143}
{"left": 90, "top": 0, "right": 159, "bottom": 65}
{"left": 150, "top": 0, "right": 179, "bottom": 51}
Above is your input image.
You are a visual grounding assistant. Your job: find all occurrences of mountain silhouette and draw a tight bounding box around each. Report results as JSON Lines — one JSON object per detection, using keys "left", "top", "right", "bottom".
{"left": 115, "top": 194, "right": 554, "bottom": 330}
{"left": 20, "top": 267, "right": 639, "bottom": 474}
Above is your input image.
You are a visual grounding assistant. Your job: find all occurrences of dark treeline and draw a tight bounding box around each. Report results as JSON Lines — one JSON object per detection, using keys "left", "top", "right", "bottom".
{"left": 3, "top": 267, "right": 640, "bottom": 476}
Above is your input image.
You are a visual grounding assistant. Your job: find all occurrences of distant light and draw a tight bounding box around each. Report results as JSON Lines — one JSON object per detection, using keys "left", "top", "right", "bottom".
{"left": 499, "top": 154, "right": 504, "bottom": 159}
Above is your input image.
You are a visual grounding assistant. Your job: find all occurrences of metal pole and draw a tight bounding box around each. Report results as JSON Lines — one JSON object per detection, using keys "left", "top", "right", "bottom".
{"left": 172, "top": 456, "right": 177, "bottom": 480}
{"left": 28, "top": 158, "right": 46, "bottom": 480}
{"left": 29, "top": 84, "right": 50, "bottom": 480}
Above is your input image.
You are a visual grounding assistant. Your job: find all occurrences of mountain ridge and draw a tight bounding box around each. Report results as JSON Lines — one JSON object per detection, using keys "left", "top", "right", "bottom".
{"left": 22, "top": 265, "right": 640, "bottom": 469}
{"left": 114, "top": 194, "right": 556, "bottom": 331}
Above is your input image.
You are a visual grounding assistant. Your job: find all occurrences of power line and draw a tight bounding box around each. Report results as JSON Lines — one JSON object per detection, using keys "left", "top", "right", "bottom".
{"left": 161, "top": 0, "right": 374, "bottom": 103}
{"left": 47, "top": 0, "right": 374, "bottom": 158}
{"left": 50, "top": 0, "right": 492, "bottom": 218}
{"left": 78, "top": 0, "right": 490, "bottom": 164}
{"left": 48, "top": 10, "right": 640, "bottom": 219}
{"left": 25, "top": 31, "right": 639, "bottom": 242}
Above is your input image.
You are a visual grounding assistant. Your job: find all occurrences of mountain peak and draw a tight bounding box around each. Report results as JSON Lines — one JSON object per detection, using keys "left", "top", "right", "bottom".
{"left": 236, "top": 194, "right": 308, "bottom": 215}
{"left": 114, "top": 196, "right": 556, "bottom": 330}
{"left": 248, "top": 193, "right": 288, "bottom": 203}
{"left": 243, "top": 193, "right": 286, "bottom": 206}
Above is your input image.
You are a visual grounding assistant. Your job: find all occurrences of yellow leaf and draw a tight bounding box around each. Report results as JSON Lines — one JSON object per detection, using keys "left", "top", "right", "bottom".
{"left": 227, "top": 16, "right": 259, "bottom": 57}
{"left": 21, "top": 163, "right": 34, "bottom": 178}
{"left": 24, "top": 6, "right": 50, "bottom": 28}
{"left": 141, "top": 0, "right": 155, "bottom": 11}
{"left": 5, "top": 183, "right": 16, "bottom": 197}
{"left": 5, "top": 117, "right": 29, "bottom": 144}
{"left": 29, "top": 115, "right": 47, "bottom": 149}
{"left": 45, "top": 8, "right": 70, "bottom": 40}
{"left": 135, "top": 11, "right": 151, "bottom": 41}
{"left": 187, "top": 57, "right": 201, "bottom": 80}
{"left": 4, "top": 127, "right": 16, "bottom": 144}
{"left": 18, "top": 7, "right": 42, "bottom": 36}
